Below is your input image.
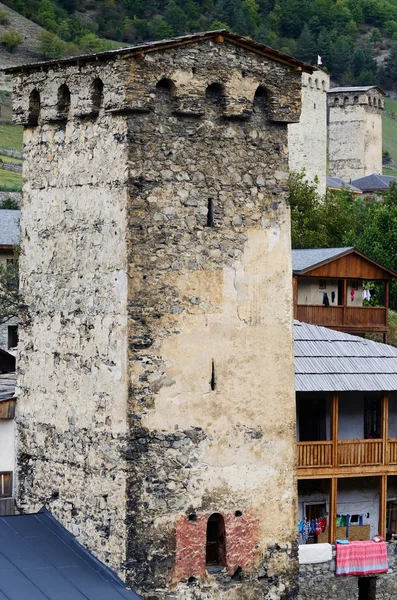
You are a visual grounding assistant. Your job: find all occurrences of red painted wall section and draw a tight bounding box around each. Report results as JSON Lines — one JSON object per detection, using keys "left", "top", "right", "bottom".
{"left": 172, "top": 511, "right": 259, "bottom": 585}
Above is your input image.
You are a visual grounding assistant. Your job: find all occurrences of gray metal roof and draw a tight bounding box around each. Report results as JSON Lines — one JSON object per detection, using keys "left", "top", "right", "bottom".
{"left": 0, "top": 509, "right": 141, "bottom": 599}
{"left": 328, "top": 86, "right": 385, "bottom": 95}
{"left": 292, "top": 247, "right": 353, "bottom": 272}
{"left": 351, "top": 173, "right": 397, "bottom": 191}
{"left": 0, "top": 372, "right": 16, "bottom": 401}
{"left": 294, "top": 321, "right": 397, "bottom": 392}
{"left": 0, "top": 210, "right": 20, "bottom": 246}
{"left": 326, "top": 176, "right": 362, "bottom": 193}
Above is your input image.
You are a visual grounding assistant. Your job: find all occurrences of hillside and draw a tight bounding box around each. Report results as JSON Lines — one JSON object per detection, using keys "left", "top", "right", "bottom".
{"left": 0, "top": 1, "right": 45, "bottom": 69}
{"left": 383, "top": 97, "right": 397, "bottom": 175}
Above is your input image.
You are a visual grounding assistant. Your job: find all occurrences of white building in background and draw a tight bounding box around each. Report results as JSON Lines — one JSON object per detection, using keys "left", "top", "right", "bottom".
{"left": 288, "top": 68, "right": 330, "bottom": 195}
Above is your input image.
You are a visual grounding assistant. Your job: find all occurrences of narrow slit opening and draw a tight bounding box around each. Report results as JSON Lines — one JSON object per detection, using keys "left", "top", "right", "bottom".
{"left": 207, "top": 199, "right": 214, "bottom": 227}
{"left": 210, "top": 360, "right": 216, "bottom": 391}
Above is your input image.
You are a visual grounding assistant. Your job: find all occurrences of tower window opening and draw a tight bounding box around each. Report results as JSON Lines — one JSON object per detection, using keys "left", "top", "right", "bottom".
{"left": 91, "top": 78, "right": 104, "bottom": 115}
{"left": 344, "top": 96, "right": 349, "bottom": 106}
{"left": 207, "top": 199, "right": 215, "bottom": 227}
{"left": 206, "top": 513, "right": 226, "bottom": 567}
{"left": 205, "top": 82, "right": 225, "bottom": 107}
{"left": 28, "top": 89, "right": 40, "bottom": 126}
{"left": 57, "top": 84, "right": 71, "bottom": 120}
{"left": 354, "top": 96, "right": 359, "bottom": 105}
{"left": 334, "top": 97, "right": 339, "bottom": 106}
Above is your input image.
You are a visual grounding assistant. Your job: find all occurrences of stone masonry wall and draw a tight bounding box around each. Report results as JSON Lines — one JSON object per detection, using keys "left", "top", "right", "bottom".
{"left": 288, "top": 69, "right": 330, "bottom": 195}
{"left": 299, "top": 541, "right": 397, "bottom": 599}
{"left": 328, "top": 89, "right": 383, "bottom": 181}
{"left": 12, "top": 35, "right": 305, "bottom": 599}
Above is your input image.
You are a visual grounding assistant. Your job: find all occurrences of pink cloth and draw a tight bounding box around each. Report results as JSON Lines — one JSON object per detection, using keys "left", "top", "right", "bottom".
{"left": 336, "top": 541, "right": 388, "bottom": 576}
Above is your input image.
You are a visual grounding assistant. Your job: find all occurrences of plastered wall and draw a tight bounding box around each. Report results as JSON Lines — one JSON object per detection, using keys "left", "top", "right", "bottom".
{"left": 288, "top": 70, "right": 330, "bottom": 195}
{"left": 328, "top": 89, "right": 383, "bottom": 181}
{"left": 13, "top": 37, "right": 302, "bottom": 600}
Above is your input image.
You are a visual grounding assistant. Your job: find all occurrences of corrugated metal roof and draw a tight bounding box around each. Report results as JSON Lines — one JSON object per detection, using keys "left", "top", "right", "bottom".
{"left": 0, "top": 210, "right": 20, "bottom": 246}
{"left": 0, "top": 509, "right": 141, "bottom": 599}
{"left": 294, "top": 321, "right": 397, "bottom": 392}
{"left": 292, "top": 247, "right": 353, "bottom": 272}
{"left": 351, "top": 174, "right": 397, "bottom": 191}
{"left": 0, "top": 372, "right": 16, "bottom": 401}
{"left": 326, "top": 176, "right": 362, "bottom": 193}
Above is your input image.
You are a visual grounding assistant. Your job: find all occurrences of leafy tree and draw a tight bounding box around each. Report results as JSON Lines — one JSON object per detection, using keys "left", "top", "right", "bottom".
{"left": 164, "top": 1, "right": 188, "bottom": 35}
{"left": 37, "top": 30, "right": 66, "bottom": 58}
{"left": 0, "top": 198, "right": 19, "bottom": 209}
{"left": 0, "top": 251, "right": 19, "bottom": 325}
{"left": 0, "top": 10, "right": 9, "bottom": 25}
{"left": 316, "top": 27, "right": 333, "bottom": 68}
{"left": 0, "top": 29, "right": 23, "bottom": 53}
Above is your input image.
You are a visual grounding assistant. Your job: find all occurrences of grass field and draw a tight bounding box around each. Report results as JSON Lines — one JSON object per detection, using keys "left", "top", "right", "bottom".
{"left": 0, "top": 154, "right": 22, "bottom": 164}
{"left": 0, "top": 123, "right": 23, "bottom": 153}
{"left": 382, "top": 97, "right": 397, "bottom": 175}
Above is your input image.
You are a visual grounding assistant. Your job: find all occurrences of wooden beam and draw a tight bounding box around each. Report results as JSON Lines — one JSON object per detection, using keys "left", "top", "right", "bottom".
{"left": 298, "top": 464, "right": 397, "bottom": 479}
{"left": 379, "top": 475, "right": 387, "bottom": 537}
{"left": 329, "top": 477, "right": 337, "bottom": 544}
{"left": 382, "top": 392, "right": 389, "bottom": 466}
{"left": 331, "top": 392, "right": 339, "bottom": 469}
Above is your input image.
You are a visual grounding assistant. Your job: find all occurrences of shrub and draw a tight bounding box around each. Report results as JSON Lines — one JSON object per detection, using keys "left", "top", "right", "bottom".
{"left": 0, "top": 29, "right": 23, "bottom": 53}
{"left": 0, "top": 10, "right": 9, "bottom": 25}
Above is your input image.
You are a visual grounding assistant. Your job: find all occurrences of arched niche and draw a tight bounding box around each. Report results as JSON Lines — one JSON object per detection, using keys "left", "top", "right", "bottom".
{"left": 57, "top": 83, "right": 71, "bottom": 120}
{"left": 91, "top": 77, "right": 104, "bottom": 116}
{"left": 206, "top": 513, "right": 226, "bottom": 567}
{"left": 28, "top": 89, "right": 40, "bottom": 126}
{"left": 205, "top": 82, "right": 225, "bottom": 108}
{"left": 155, "top": 78, "right": 176, "bottom": 113}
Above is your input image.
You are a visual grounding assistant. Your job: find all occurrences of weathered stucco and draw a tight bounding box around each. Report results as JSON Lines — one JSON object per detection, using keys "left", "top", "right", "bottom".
{"left": 12, "top": 36, "right": 302, "bottom": 600}
{"left": 328, "top": 89, "right": 383, "bottom": 181}
{"left": 288, "top": 70, "right": 330, "bottom": 195}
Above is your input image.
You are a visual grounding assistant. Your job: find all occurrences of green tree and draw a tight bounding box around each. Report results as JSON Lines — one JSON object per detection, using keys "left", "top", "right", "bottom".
{"left": 37, "top": 31, "right": 66, "bottom": 59}
{"left": 164, "top": 1, "right": 188, "bottom": 35}
{"left": 0, "top": 29, "right": 23, "bottom": 53}
{"left": 0, "top": 10, "right": 9, "bottom": 25}
{"left": 296, "top": 24, "right": 316, "bottom": 64}
{"left": 316, "top": 27, "right": 333, "bottom": 68}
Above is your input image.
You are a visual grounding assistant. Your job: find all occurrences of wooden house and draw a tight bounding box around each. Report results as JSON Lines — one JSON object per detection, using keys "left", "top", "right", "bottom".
{"left": 295, "top": 321, "right": 397, "bottom": 544}
{"left": 292, "top": 247, "right": 396, "bottom": 342}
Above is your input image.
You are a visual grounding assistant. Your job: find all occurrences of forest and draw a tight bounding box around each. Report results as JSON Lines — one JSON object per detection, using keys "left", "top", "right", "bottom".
{"left": 3, "top": 0, "right": 397, "bottom": 88}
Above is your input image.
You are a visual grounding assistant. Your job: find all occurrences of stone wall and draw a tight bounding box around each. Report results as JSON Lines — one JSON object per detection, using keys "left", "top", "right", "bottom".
{"left": 12, "top": 34, "right": 305, "bottom": 600}
{"left": 288, "top": 69, "right": 330, "bottom": 195}
{"left": 328, "top": 88, "right": 383, "bottom": 181}
{"left": 299, "top": 541, "right": 397, "bottom": 599}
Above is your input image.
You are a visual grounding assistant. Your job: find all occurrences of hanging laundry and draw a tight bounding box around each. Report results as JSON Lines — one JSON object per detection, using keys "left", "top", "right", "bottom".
{"left": 350, "top": 289, "right": 355, "bottom": 302}
{"left": 331, "top": 291, "right": 335, "bottom": 303}
{"left": 346, "top": 514, "right": 351, "bottom": 538}
{"left": 323, "top": 292, "right": 330, "bottom": 307}
{"left": 362, "top": 290, "right": 367, "bottom": 300}
{"left": 366, "top": 290, "right": 371, "bottom": 301}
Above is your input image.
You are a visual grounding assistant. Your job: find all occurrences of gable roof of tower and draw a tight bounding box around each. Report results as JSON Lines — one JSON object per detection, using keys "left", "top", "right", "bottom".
{"left": 351, "top": 173, "right": 397, "bottom": 192}
{"left": 0, "top": 509, "right": 141, "bottom": 599}
{"left": 294, "top": 320, "right": 397, "bottom": 392}
{"left": 4, "top": 30, "right": 314, "bottom": 74}
{"left": 0, "top": 209, "right": 20, "bottom": 248}
{"left": 328, "top": 85, "right": 386, "bottom": 95}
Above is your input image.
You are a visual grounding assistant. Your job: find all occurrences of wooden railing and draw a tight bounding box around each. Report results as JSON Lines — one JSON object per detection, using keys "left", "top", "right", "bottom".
{"left": 338, "top": 439, "right": 382, "bottom": 466}
{"left": 298, "top": 441, "right": 333, "bottom": 468}
{"left": 295, "top": 305, "right": 387, "bottom": 331}
{"left": 388, "top": 439, "right": 397, "bottom": 464}
{"left": 297, "top": 440, "right": 397, "bottom": 469}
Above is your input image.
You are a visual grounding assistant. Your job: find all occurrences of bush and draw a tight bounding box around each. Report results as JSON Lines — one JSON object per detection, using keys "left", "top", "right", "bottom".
{"left": 37, "top": 31, "right": 66, "bottom": 59}
{"left": 0, "top": 198, "right": 19, "bottom": 209}
{"left": 0, "top": 10, "right": 9, "bottom": 25}
{"left": 0, "top": 29, "right": 23, "bottom": 53}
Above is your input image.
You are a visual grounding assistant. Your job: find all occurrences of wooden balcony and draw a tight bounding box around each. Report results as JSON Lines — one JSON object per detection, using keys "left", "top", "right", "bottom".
{"left": 295, "top": 305, "right": 387, "bottom": 333}
{"left": 298, "top": 439, "right": 397, "bottom": 476}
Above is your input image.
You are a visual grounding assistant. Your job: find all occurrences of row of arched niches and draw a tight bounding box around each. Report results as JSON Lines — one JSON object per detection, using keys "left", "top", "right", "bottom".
{"left": 24, "top": 75, "right": 294, "bottom": 126}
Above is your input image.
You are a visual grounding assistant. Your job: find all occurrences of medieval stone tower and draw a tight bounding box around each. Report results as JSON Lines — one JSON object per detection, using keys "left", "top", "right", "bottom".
{"left": 328, "top": 85, "right": 385, "bottom": 181}
{"left": 9, "top": 31, "right": 310, "bottom": 600}
{"left": 288, "top": 68, "right": 330, "bottom": 195}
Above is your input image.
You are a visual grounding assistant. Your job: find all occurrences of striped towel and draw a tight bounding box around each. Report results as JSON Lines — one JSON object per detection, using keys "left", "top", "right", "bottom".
{"left": 336, "top": 541, "right": 388, "bottom": 576}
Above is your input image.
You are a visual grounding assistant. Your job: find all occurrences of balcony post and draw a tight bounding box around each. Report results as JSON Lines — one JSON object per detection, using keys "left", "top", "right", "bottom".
{"left": 379, "top": 475, "right": 387, "bottom": 538}
{"left": 331, "top": 392, "right": 339, "bottom": 468}
{"left": 382, "top": 392, "right": 389, "bottom": 465}
{"left": 343, "top": 279, "right": 347, "bottom": 327}
{"left": 329, "top": 477, "right": 337, "bottom": 544}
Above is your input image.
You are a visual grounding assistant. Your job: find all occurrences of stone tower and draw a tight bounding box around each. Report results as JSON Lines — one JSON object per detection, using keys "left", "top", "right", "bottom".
{"left": 9, "top": 31, "right": 310, "bottom": 600}
{"left": 288, "top": 68, "right": 330, "bottom": 195}
{"left": 328, "top": 86, "right": 385, "bottom": 181}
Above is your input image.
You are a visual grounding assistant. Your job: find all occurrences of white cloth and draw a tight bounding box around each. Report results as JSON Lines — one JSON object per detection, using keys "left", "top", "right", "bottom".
{"left": 299, "top": 543, "right": 332, "bottom": 564}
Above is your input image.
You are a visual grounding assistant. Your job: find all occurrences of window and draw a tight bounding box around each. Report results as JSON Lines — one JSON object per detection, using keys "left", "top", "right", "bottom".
{"left": 206, "top": 513, "right": 226, "bottom": 567}
{"left": 28, "top": 89, "right": 40, "bottom": 126}
{"left": 319, "top": 280, "right": 327, "bottom": 289}
{"left": 0, "top": 472, "right": 12, "bottom": 498}
{"left": 205, "top": 82, "right": 225, "bottom": 108}
{"left": 305, "top": 503, "right": 326, "bottom": 520}
{"left": 387, "top": 500, "right": 397, "bottom": 534}
{"left": 57, "top": 84, "right": 71, "bottom": 120}
{"left": 364, "top": 397, "right": 380, "bottom": 439}
{"left": 91, "top": 78, "right": 103, "bottom": 116}
{"left": 7, "top": 325, "right": 18, "bottom": 350}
